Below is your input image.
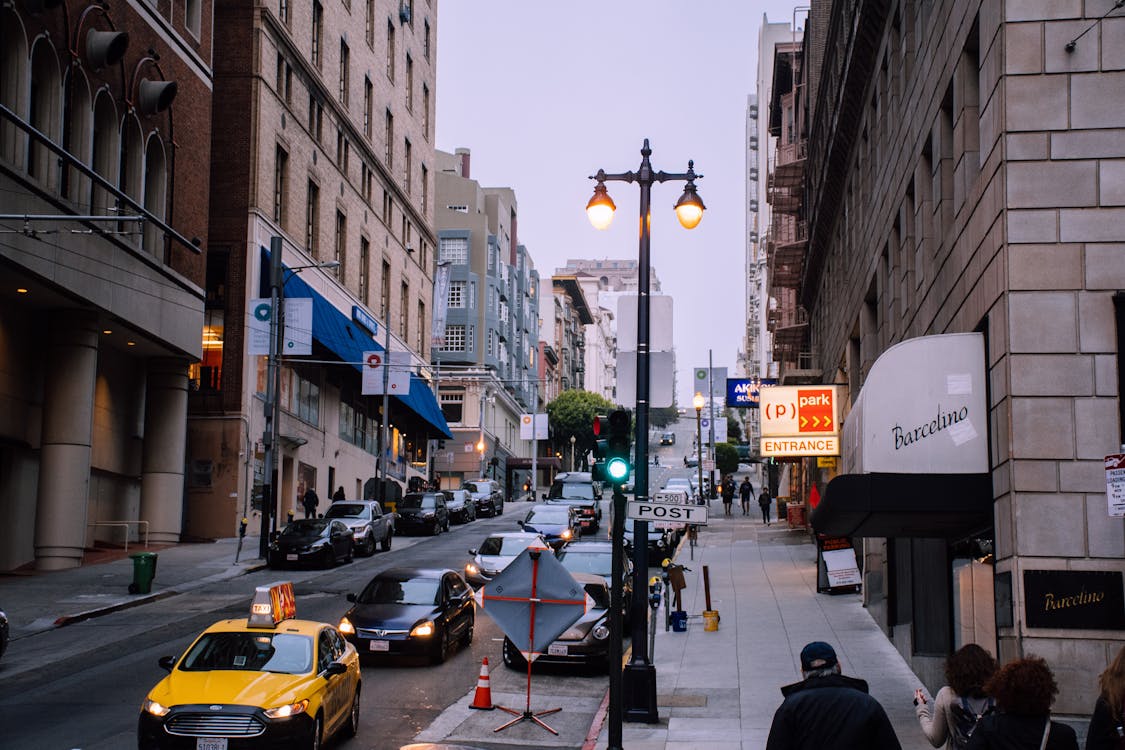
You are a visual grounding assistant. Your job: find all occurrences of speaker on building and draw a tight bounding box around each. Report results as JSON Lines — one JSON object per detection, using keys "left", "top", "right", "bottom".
{"left": 85, "top": 29, "right": 129, "bottom": 70}
{"left": 137, "top": 78, "right": 178, "bottom": 115}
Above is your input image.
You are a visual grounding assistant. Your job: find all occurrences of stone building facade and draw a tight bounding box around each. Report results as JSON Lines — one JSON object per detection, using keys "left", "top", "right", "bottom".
{"left": 0, "top": 0, "right": 213, "bottom": 570}
{"left": 795, "top": 0, "right": 1125, "bottom": 711}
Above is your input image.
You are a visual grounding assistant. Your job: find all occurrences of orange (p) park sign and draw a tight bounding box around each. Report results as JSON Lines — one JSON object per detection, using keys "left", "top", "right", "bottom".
{"left": 759, "top": 386, "right": 841, "bottom": 457}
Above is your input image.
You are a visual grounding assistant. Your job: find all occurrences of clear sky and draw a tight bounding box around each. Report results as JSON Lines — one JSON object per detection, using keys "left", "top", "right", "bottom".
{"left": 435, "top": 1, "right": 801, "bottom": 404}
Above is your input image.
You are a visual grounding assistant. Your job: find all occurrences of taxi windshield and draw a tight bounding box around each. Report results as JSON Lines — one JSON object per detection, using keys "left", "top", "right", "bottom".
{"left": 179, "top": 632, "right": 313, "bottom": 675}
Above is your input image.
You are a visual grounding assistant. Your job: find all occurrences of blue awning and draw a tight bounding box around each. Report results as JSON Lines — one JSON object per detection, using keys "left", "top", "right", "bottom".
{"left": 259, "top": 247, "right": 450, "bottom": 439}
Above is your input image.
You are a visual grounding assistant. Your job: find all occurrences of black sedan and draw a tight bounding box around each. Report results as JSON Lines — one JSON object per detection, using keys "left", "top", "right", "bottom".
{"left": 338, "top": 567, "right": 475, "bottom": 664}
{"left": 443, "top": 489, "right": 476, "bottom": 523}
{"left": 267, "top": 518, "right": 354, "bottom": 568}
{"left": 518, "top": 504, "right": 579, "bottom": 550}
{"left": 396, "top": 492, "right": 450, "bottom": 535}
{"left": 501, "top": 573, "right": 614, "bottom": 672}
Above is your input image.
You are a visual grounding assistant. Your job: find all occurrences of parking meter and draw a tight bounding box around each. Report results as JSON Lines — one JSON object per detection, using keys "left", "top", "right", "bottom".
{"left": 648, "top": 575, "right": 662, "bottom": 610}
{"left": 239, "top": 517, "right": 248, "bottom": 537}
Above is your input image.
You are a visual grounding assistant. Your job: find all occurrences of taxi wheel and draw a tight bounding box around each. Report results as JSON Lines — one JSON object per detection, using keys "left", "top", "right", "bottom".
{"left": 308, "top": 714, "right": 323, "bottom": 750}
{"left": 380, "top": 530, "right": 392, "bottom": 552}
{"left": 342, "top": 687, "right": 360, "bottom": 738}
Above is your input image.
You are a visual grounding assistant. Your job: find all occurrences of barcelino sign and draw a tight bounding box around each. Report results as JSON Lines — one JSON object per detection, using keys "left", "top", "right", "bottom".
{"left": 759, "top": 385, "right": 842, "bottom": 457}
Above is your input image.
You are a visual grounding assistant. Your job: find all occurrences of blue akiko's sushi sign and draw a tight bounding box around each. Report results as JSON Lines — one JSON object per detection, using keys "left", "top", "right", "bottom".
{"left": 726, "top": 378, "right": 777, "bottom": 408}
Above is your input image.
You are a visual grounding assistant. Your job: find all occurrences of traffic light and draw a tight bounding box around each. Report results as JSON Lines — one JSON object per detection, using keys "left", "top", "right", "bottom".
{"left": 604, "top": 409, "right": 632, "bottom": 484}
{"left": 591, "top": 415, "right": 611, "bottom": 483}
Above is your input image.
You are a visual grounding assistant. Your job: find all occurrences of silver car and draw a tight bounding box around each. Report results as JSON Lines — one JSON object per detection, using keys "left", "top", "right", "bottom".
{"left": 464, "top": 531, "right": 549, "bottom": 587}
{"left": 323, "top": 500, "right": 394, "bottom": 556}
{"left": 444, "top": 489, "right": 476, "bottom": 524}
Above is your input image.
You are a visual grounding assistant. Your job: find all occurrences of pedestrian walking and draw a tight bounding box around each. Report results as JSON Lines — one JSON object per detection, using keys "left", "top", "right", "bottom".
{"left": 913, "top": 643, "right": 998, "bottom": 750}
{"left": 721, "top": 475, "right": 735, "bottom": 516}
{"left": 332, "top": 485, "right": 346, "bottom": 502}
{"left": 964, "top": 656, "right": 1077, "bottom": 749}
{"left": 1083, "top": 644, "right": 1125, "bottom": 750}
{"left": 765, "top": 641, "right": 902, "bottom": 750}
{"left": 739, "top": 477, "right": 753, "bottom": 515}
{"left": 758, "top": 487, "right": 773, "bottom": 526}
{"left": 302, "top": 485, "right": 319, "bottom": 518}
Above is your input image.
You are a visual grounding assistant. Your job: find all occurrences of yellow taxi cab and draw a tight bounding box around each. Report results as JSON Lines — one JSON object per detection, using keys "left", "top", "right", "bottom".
{"left": 138, "top": 581, "right": 362, "bottom": 750}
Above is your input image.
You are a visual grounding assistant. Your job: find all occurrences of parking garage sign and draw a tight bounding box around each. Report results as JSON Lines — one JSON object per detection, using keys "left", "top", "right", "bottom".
{"left": 759, "top": 386, "right": 841, "bottom": 457}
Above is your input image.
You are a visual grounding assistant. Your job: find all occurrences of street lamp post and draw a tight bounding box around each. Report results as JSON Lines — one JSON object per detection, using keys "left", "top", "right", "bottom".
{"left": 259, "top": 236, "right": 340, "bottom": 559}
{"left": 693, "top": 392, "right": 705, "bottom": 505}
{"left": 587, "top": 139, "right": 704, "bottom": 734}
{"left": 570, "top": 434, "right": 576, "bottom": 472}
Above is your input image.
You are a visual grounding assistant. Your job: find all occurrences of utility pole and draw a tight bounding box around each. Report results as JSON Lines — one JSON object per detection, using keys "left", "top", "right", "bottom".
{"left": 708, "top": 349, "right": 716, "bottom": 499}
{"left": 376, "top": 322, "right": 391, "bottom": 507}
{"left": 530, "top": 379, "right": 538, "bottom": 500}
{"left": 259, "top": 236, "right": 283, "bottom": 559}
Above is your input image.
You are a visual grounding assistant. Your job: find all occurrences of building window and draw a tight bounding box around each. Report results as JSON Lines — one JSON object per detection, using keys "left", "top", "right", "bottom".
{"left": 423, "top": 19, "right": 431, "bottom": 61}
{"left": 403, "top": 138, "right": 411, "bottom": 193}
{"left": 440, "top": 393, "right": 463, "bottom": 423}
{"left": 336, "top": 129, "right": 350, "bottom": 174}
{"left": 365, "top": 0, "right": 374, "bottom": 47}
{"left": 443, "top": 324, "right": 466, "bottom": 352}
{"left": 279, "top": 0, "right": 289, "bottom": 24}
{"left": 276, "top": 54, "right": 293, "bottom": 105}
{"left": 487, "top": 328, "right": 494, "bottom": 357}
{"left": 421, "top": 163, "right": 428, "bottom": 211}
{"left": 308, "top": 94, "right": 324, "bottom": 142}
{"left": 363, "top": 77, "right": 373, "bottom": 138}
{"left": 422, "top": 83, "right": 430, "bottom": 137}
{"left": 185, "top": 0, "right": 202, "bottom": 37}
{"left": 359, "top": 236, "right": 370, "bottom": 305}
{"left": 383, "top": 191, "right": 393, "bottom": 226}
{"left": 448, "top": 280, "right": 465, "bottom": 308}
{"left": 339, "top": 39, "right": 350, "bottom": 106}
{"left": 400, "top": 281, "right": 409, "bottom": 337}
{"left": 417, "top": 300, "right": 425, "bottom": 351}
{"left": 380, "top": 259, "right": 391, "bottom": 319}
{"left": 439, "top": 237, "right": 468, "bottom": 264}
{"left": 291, "top": 370, "right": 320, "bottom": 425}
{"left": 305, "top": 179, "right": 320, "bottom": 256}
{"left": 334, "top": 210, "right": 346, "bottom": 279}
{"left": 273, "top": 145, "right": 288, "bottom": 227}
{"left": 361, "top": 162, "right": 373, "bottom": 204}
{"left": 386, "top": 20, "right": 395, "bottom": 81}
{"left": 311, "top": 1, "right": 323, "bottom": 68}
{"left": 384, "top": 109, "right": 394, "bottom": 168}
{"left": 405, "top": 54, "right": 414, "bottom": 111}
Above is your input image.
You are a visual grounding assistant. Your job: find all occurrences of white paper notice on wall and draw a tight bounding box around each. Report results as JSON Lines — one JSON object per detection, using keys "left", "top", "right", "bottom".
{"left": 947, "top": 373, "right": 973, "bottom": 395}
{"left": 823, "top": 548, "right": 862, "bottom": 587}
{"left": 1105, "top": 454, "right": 1125, "bottom": 518}
{"left": 947, "top": 420, "right": 978, "bottom": 446}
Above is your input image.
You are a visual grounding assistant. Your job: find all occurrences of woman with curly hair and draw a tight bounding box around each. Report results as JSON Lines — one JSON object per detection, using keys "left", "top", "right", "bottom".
{"left": 1086, "top": 644, "right": 1125, "bottom": 750}
{"left": 914, "top": 643, "right": 999, "bottom": 749}
{"left": 966, "top": 656, "right": 1077, "bottom": 749}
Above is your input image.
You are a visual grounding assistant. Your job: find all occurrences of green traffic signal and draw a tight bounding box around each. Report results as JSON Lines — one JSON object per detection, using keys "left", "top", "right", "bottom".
{"left": 605, "top": 456, "right": 629, "bottom": 481}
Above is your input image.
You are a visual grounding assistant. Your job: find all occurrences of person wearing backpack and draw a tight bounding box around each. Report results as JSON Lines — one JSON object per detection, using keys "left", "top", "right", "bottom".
{"left": 1085, "top": 644, "right": 1125, "bottom": 750}
{"left": 965, "top": 656, "right": 1078, "bottom": 750}
{"left": 914, "top": 643, "right": 999, "bottom": 750}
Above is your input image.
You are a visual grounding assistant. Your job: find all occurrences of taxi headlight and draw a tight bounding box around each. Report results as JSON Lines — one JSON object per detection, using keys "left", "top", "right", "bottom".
{"left": 561, "top": 529, "right": 573, "bottom": 540}
{"left": 465, "top": 563, "right": 479, "bottom": 576}
{"left": 264, "top": 699, "right": 309, "bottom": 719}
{"left": 410, "top": 620, "right": 435, "bottom": 637}
{"left": 593, "top": 623, "right": 611, "bottom": 640}
{"left": 338, "top": 617, "right": 355, "bottom": 635}
{"left": 142, "top": 698, "right": 171, "bottom": 717}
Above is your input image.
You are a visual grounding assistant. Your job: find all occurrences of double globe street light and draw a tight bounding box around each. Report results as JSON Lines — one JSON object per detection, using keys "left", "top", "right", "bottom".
{"left": 586, "top": 139, "right": 704, "bottom": 740}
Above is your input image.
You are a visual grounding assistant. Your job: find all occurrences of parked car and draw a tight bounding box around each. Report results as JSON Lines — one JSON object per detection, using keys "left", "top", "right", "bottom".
{"left": 464, "top": 479, "right": 504, "bottom": 517}
{"left": 501, "top": 573, "right": 614, "bottom": 672}
{"left": 546, "top": 472, "right": 602, "bottom": 531}
{"left": 518, "top": 504, "right": 579, "bottom": 550}
{"left": 464, "top": 531, "right": 550, "bottom": 587}
{"left": 556, "top": 540, "right": 633, "bottom": 625}
{"left": 324, "top": 500, "right": 394, "bottom": 555}
{"left": 396, "top": 492, "right": 450, "bottom": 536}
{"left": 139, "top": 582, "right": 362, "bottom": 750}
{"left": 660, "top": 431, "right": 676, "bottom": 445}
{"left": 622, "top": 517, "right": 676, "bottom": 558}
{"left": 663, "top": 477, "right": 699, "bottom": 502}
{"left": 267, "top": 518, "right": 354, "bottom": 568}
{"left": 338, "top": 567, "right": 475, "bottom": 664}
{"left": 443, "top": 489, "right": 476, "bottom": 524}
{"left": 683, "top": 454, "right": 699, "bottom": 468}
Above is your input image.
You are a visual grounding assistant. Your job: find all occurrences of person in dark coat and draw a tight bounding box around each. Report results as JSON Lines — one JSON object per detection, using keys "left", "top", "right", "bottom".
{"left": 721, "top": 475, "right": 736, "bottom": 516}
{"left": 332, "top": 486, "right": 346, "bottom": 502}
{"left": 965, "top": 656, "right": 1077, "bottom": 750}
{"left": 739, "top": 477, "right": 753, "bottom": 515}
{"left": 302, "top": 486, "right": 319, "bottom": 518}
{"left": 1085, "top": 644, "right": 1125, "bottom": 750}
{"left": 766, "top": 641, "right": 902, "bottom": 750}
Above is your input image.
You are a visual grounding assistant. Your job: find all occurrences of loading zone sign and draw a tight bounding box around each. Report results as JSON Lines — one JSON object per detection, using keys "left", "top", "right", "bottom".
{"left": 627, "top": 501, "right": 708, "bottom": 525}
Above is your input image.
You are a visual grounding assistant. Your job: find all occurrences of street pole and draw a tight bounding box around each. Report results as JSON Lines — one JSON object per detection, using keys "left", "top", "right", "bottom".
{"left": 530, "top": 379, "right": 539, "bottom": 500}
{"left": 377, "top": 321, "right": 391, "bottom": 507}
{"left": 478, "top": 385, "right": 487, "bottom": 478}
{"left": 259, "top": 236, "right": 284, "bottom": 558}
{"left": 587, "top": 140, "right": 704, "bottom": 730}
{"left": 695, "top": 400, "right": 705, "bottom": 505}
{"left": 708, "top": 349, "right": 716, "bottom": 499}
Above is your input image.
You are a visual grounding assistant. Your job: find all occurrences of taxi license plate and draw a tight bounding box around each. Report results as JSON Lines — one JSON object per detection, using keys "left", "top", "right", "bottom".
{"left": 286, "top": 553, "right": 298, "bottom": 561}
{"left": 197, "top": 739, "right": 227, "bottom": 750}
{"left": 369, "top": 640, "right": 390, "bottom": 652}
{"left": 547, "top": 643, "right": 568, "bottom": 656}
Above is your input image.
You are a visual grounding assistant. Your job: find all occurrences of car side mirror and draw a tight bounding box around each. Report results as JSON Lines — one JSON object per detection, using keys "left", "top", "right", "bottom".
{"left": 158, "top": 655, "right": 176, "bottom": 672}
{"left": 346, "top": 592, "right": 357, "bottom": 603}
{"left": 468, "top": 548, "right": 478, "bottom": 555}
{"left": 517, "top": 520, "right": 525, "bottom": 528}
{"left": 324, "top": 661, "right": 348, "bottom": 677}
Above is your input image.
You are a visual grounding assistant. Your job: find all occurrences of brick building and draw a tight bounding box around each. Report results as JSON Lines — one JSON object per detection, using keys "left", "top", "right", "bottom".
{"left": 0, "top": 0, "right": 213, "bottom": 570}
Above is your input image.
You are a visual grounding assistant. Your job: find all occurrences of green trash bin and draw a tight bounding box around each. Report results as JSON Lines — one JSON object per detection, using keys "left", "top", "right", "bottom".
{"left": 128, "top": 552, "right": 158, "bottom": 594}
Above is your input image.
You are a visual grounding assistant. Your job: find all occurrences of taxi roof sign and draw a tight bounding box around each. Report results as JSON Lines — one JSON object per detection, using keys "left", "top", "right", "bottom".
{"left": 248, "top": 581, "right": 297, "bottom": 628}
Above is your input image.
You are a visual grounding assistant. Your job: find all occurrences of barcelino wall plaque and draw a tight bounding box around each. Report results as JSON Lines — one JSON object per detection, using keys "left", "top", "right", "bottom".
{"left": 1023, "top": 570, "right": 1125, "bottom": 630}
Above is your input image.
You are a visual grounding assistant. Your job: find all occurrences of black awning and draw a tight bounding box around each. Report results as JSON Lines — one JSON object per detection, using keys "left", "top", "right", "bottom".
{"left": 810, "top": 472, "right": 994, "bottom": 539}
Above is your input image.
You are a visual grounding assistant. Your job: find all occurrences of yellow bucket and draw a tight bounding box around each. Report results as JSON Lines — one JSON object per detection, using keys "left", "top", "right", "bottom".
{"left": 703, "top": 610, "right": 720, "bottom": 631}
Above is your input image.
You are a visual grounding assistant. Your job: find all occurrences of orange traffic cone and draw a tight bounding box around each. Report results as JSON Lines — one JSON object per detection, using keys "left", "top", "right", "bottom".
{"left": 469, "top": 657, "right": 495, "bottom": 710}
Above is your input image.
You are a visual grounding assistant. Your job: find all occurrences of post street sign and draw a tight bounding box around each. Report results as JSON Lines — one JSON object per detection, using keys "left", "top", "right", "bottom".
{"left": 627, "top": 500, "right": 708, "bottom": 525}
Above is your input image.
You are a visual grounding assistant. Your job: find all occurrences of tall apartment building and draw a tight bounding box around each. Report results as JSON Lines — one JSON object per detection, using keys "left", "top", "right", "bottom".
{"left": 433, "top": 148, "right": 543, "bottom": 496}
{"left": 791, "top": 0, "right": 1125, "bottom": 709}
{"left": 0, "top": 0, "right": 213, "bottom": 570}
{"left": 541, "top": 276, "right": 593, "bottom": 397}
{"left": 189, "top": 0, "right": 449, "bottom": 539}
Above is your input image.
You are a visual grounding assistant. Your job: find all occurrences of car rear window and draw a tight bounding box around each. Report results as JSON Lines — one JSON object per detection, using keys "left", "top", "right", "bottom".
{"left": 325, "top": 503, "right": 369, "bottom": 519}
{"left": 550, "top": 482, "right": 595, "bottom": 500}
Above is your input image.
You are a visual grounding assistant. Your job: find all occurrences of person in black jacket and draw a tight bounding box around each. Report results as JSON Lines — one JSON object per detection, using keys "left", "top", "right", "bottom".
{"left": 965, "top": 656, "right": 1077, "bottom": 750}
{"left": 1083, "top": 644, "right": 1124, "bottom": 750}
{"left": 766, "top": 641, "right": 902, "bottom": 750}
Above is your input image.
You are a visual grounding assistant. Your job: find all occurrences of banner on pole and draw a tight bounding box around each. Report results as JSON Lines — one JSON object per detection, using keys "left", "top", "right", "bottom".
{"left": 362, "top": 351, "right": 412, "bottom": 395}
{"left": 248, "top": 298, "right": 313, "bottom": 356}
{"left": 431, "top": 262, "right": 452, "bottom": 347}
{"left": 520, "top": 414, "right": 549, "bottom": 440}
